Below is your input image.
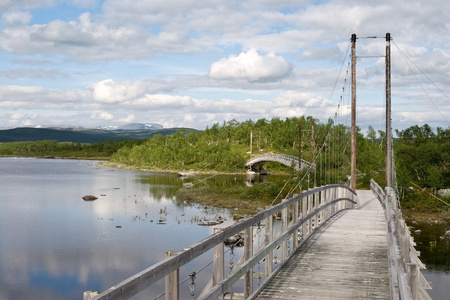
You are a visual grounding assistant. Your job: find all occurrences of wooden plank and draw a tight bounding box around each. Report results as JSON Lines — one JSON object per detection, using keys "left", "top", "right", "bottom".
{"left": 255, "top": 190, "right": 390, "bottom": 300}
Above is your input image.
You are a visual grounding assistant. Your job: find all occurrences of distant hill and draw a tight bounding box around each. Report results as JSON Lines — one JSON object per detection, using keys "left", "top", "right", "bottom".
{"left": 0, "top": 127, "right": 186, "bottom": 143}
{"left": 117, "top": 123, "right": 165, "bottom": 130}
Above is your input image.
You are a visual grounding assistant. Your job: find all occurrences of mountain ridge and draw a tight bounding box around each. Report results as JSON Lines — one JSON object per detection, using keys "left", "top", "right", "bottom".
{"left": 0, "top": 126, "right": 188, "bottom": 143}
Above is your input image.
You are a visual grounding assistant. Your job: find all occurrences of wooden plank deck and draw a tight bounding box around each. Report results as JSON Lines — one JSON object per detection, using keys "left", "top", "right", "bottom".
{"left": 256, "top": 189, "right": 390, "bottom": 299}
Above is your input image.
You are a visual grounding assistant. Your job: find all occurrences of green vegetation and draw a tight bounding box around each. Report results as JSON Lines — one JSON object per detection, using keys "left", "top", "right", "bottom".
{"left": 177, "top": 180, "right": 287, "bottom": 215}
{"left": 111, "top": 117, "right": 334, "bottom": 173}
{"left": 0, "top": 139, "right": 145, "bottom": 159}
{"left": 394, "top": 125, "right": 450, "bottom": 218}
{"left": 111, "top": 117, "right": 367, "bottom": 212}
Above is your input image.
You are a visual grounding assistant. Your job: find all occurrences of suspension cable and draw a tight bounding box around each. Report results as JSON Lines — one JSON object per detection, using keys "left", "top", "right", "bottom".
{"left": 392, "top": 38, "right": 449, "bottom": 126}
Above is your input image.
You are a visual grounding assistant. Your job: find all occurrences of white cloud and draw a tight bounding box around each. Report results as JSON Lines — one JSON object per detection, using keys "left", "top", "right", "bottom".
{"left": 116, "top": 114, "right": 135, "bottom": 123}
{"left": 0, "top": 0, "right": 57, "bottom": 10}
{"left": 209, "top": 49, "right": 292, "bottom": 82}
{"left": 0, "top": 85, "right": 89, "bottom": 108}
{"left": 91, "top": 110, "right": 114, "bottom": 120}
{"left": 133, "top": 94, "right": 194, "bottom": 109}
{"left": 10, "top": 112, "right": 37, "bottom": 120}
{"left": 90, "top": 79, "right": 139, "bottom": 103}
{"left": 68, "top": 0, "right": 100, "bottom": 8}
{"left": 1, "top": 11, "right": 32, "bottom": 25}
{"left": 272, "top": 91, "right": 335, "bottom": 119}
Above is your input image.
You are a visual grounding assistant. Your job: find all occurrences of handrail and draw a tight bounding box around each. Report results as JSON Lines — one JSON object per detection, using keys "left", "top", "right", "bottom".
{"left": 370, "top": 179, "right": 432, "bottom": 300}
{"left": 85, "top": 184, "right": 357, "bottom": 300}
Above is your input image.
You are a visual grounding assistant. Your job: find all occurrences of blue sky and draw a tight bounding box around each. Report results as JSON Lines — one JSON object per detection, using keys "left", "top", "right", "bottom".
{"left": 0, "top": 0, "right": 449, "bottom": 133}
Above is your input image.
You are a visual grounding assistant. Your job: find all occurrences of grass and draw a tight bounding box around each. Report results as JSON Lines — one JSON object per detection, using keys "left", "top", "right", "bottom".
{"left": 176, "top": 180, "right": 291, "bottom": 215}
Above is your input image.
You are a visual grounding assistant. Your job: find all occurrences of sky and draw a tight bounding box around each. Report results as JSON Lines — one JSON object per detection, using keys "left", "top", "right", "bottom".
{"left": 0, "top": 0, "right": 449, "bottom": 133}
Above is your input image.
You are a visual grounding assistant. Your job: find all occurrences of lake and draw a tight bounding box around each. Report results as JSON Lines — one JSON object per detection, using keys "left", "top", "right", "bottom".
{"left": 0, "top": 157, "right": 253, "bottom": 299}
{"left": 0, "top": 157, "right": 448, "bottom": 299}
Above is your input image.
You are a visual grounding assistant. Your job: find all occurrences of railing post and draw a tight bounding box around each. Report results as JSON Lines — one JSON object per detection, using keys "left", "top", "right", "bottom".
{"left": 323, "top": 187, "right": 329, "bottom": 220}
{"left": 313, "top": 192, "right": 318, "bottom": 229}
{"left": 330, "top": 187, "right": 334, "bottom": 214}
{"left": 281, "top": 199, "right": 288, "bottom": 261}
{"left": 340, "top": 187, "right": 346, "bottom": 209}
{"left": 293, "top": 200, "right": 299, "bottom": 248}
{"left": 213, "top": 228, "right": 224, "bottom": 288}
{"left": 302, "top": 196, "right": 307, "bottom": 240}
{"left": 400, "top": 222, "right": 411, "bottom": 264}
{"left": 407, "top": 263, "right": 419, "bottom": 300}
{"left": 244, "top": 225, "right": 253, "bottom": 298}
{"left": 319, "top": 188, "right": 325, "bottom": 224}
{"left": 307, "top": 193, "right": 312, "bottom": 234}
{"left": 264, "top": 209, "right": 273, "bottom": 276}
{"left": 335, "top": 187, "right": 340, "bottom": 211}
{"left": 335, "top": 187, "right": 339, "bottom": 211}
{"left": 165, "top": 251, "right": 179, "bottom": 300}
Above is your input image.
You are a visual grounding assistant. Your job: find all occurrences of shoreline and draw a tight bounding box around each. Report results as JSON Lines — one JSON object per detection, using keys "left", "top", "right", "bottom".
{"left": 98, "top": 160, "right": 277, "bottom": 176}
{"left": 5, "top": 156, "right": 444, "bottom": 224}
{"left": 98, "top": 161, "right": 247, "bottom": 175}
{"left": 100, "top": 162, "right": 450, "bottom": 225}
{"left": 403, "top": 209, "right": 450, "bottom": 225}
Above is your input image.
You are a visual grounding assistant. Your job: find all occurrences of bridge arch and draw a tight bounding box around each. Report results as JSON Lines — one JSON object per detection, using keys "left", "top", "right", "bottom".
{"left": 245, "top": 153, "right": 312, "bottom": 172}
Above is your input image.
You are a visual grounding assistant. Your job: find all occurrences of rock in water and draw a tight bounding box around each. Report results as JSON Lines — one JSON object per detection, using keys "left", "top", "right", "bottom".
{"left": 82, "top": 195, "right": 98, "bottom": 201}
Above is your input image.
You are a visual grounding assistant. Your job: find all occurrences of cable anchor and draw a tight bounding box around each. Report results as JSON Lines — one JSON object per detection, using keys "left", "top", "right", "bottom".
{"left": 189, "top": 271, "right": 196, "bottom": 298}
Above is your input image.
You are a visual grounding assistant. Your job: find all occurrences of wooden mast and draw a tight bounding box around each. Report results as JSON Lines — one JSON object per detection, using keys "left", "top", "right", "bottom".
{"left": 385, "top": 33, "right": 392, "bottom": 188}
{"left": 350, "top": 33, "right": 357, "bottom": 192}
{"left": 299, "top": 121, "right": 302, "bottom": 170}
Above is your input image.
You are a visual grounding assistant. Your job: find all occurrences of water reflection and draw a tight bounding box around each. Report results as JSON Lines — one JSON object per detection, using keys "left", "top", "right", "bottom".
{"left": 0, "top": 158, "right": 236, "bottom": 299}
{"left": 410, "top": 221, "right": 450, "bottom": 300}
{"left": 410, "top": 221, "right": 450, "bottom": 272}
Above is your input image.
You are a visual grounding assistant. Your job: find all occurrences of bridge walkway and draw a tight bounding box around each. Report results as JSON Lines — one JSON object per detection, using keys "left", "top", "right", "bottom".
{"left": 255, "top": 189, "right": 390, "bottom": 299}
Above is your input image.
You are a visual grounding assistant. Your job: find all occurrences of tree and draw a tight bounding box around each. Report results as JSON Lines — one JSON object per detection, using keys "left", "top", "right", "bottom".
{"left": 366, "top": 125, "right": 376, "bottom": 143}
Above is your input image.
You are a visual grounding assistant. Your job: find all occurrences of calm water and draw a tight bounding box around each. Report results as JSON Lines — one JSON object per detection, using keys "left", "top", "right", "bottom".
{"left": 0, "top": 157, "right": 252, "bottom": 299}
{"left": 410, "top": 221, "right": 450, "bottom": 300}
{"left": 0, "top": 158, "right": 448, "bottom": 299}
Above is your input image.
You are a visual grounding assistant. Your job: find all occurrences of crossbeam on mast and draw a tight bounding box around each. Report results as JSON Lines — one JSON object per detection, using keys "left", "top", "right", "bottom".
{"left": 357, "top": 55, "right": 385, "bottom": 58}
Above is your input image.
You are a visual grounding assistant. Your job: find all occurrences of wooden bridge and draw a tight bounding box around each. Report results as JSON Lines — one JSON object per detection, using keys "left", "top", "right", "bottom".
{"left": 84, "top": 32, "right": 433, "bottom": 300}
{"left": 245, "top": 154, "right": 313, "bottom": 172}
{"left": 84, "top": 180, "right": 430, "bottom": 300}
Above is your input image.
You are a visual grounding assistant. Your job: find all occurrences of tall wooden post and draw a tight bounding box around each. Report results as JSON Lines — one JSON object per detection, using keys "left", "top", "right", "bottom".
{"left": 311, "top": 121, "right": 315, "bottom": 163}
{"left": 385, "top": 33, "right": 392, "bottom": 188}
{"left": 350, "top": 33, "right": 357, "bottom": 192}
{"left": 299, "top": 121, "right": 302, "bottom": 170}
{"left": 258, "top": 129, "right": 261, "bottom": 154}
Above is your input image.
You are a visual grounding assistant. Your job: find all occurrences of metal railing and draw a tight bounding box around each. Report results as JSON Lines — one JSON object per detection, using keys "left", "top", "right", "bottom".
{"left": 84, "top": 184, "right": 357, "bottom": 300}
{"left": 370, "top": 179, "right": 432, "bottom": 300}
